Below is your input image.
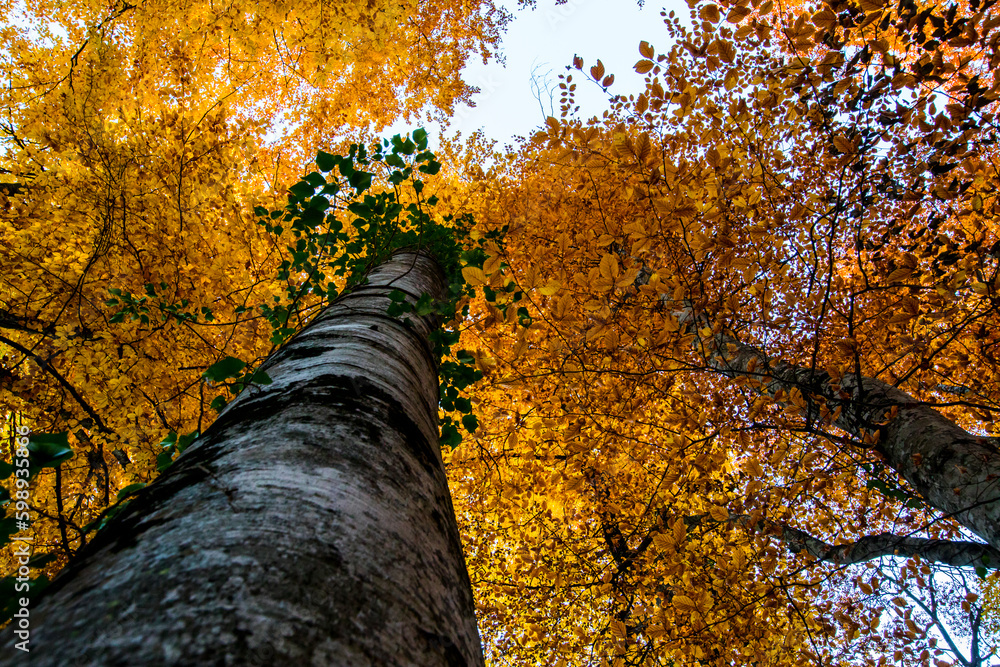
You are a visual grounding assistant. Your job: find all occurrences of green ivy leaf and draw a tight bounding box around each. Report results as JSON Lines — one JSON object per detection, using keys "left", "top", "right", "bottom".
{"left": 288, "top": 181, "right": 315, "bottom": 200}
{"left": 0, "top": 518, "right": 18, "bottom": 544}
{"left": 304, "top": 172, "right": 326, "bottom": 188}
{"left": 316, "top": 150, "right": 336, "bottom": 172}
{"left": 176, "top": 431, "right": 199, "bottom": 454}
{"left": 203, "top": 356, "right": 247, "bottom": 382}
{"left": 349, "top": 170, "right": 373, "bottom": 192}
{"left": 419, "top": 160, "right": 441, "bottom": 175}
{"left": 440, "top": 420, "right": 461, "bottom": 450}
{"left": 156, "top": 450, "right": 174, "bottom": 472}
{"left": 27, "top": 432, "right": 73, "bottom": 468}
{"left": 413, "top": 128, "right": 428, "bottom": 150}
{"left": 116, "top": 483, "right": 147, "bottom": 502}
{"left": 461, "top": 414, "right": 479, "bottom": 433}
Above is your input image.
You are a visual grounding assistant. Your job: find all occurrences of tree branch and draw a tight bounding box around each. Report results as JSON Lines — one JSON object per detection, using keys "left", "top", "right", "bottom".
{"left": 676, "top": 306, "right": 1000, "bottom": 553}
{"left": 776, "top": 523, "right": 1000, "bottom": 570}
{"left": 0, "top": 333, "right": 109, "bottom": 432}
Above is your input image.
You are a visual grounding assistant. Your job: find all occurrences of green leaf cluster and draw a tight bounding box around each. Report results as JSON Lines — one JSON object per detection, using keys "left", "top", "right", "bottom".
{"left": 256, "top": 130, "right": 502, "bottom": 449}
{"left": 155, "top": 430, "right": 199, "bottom": 472}
{"left": 105, "top": 283, "right": 214, "bottom": 326}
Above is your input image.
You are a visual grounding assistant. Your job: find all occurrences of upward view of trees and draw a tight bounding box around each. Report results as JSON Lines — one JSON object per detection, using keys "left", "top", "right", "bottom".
{"left": 3, "top": 0, "right": 1000, "bottom": 664}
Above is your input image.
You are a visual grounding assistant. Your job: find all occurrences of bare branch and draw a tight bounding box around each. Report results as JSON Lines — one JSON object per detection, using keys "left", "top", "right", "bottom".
{"left": 776, "top": 523, "right": 1000, "bottom": 570}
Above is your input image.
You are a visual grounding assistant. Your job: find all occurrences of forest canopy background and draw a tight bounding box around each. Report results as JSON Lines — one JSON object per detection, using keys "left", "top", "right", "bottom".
{"left": 3, "top": 0, "right": 1000, "bottom": 665}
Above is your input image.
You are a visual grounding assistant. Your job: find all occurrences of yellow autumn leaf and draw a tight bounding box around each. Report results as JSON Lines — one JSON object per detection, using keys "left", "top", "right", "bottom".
{"left": 634, "top": 59, "right": 654, "bottom": 74}
{"left": 484, "top": 254, "right": 502, "bottom": 275}
{"left": 726, "top": 5, "right": 751, "bottom": 22}
{"left": 461, "top": 266, "right": 488, "bottom": 286}
{"left": 600, "top": 254, "right": 620, "bottom": 280}
{"left": 673, "top": 518, "right": 687, "bottom": 545}
{"left": 708, "top": 505, "right": 729, "bottom": 522}
{"left": 832, "top": 135, "right": 856, "bottom": 154}
{"left": 886, "top": 267, "right": 912, "bottom": 284}
{"left": 673, "top": 595, "right": 697, "bottom": 611}
{"left": 653, "top": 532, "right": 675, "bottom": 551}
{"left": 539, "top": 280, "right": 561, "bottom": 296}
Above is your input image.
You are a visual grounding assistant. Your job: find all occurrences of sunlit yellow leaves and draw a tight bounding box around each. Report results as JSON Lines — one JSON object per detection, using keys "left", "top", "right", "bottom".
{"left": 634, "top": 93, "right": 650, "bottom": 115}
{"left": 673, "top": 595, "right": 698, "bottom": 612}
{"left": 732, "top": 547, "right": 746, "bottom": 570}
{"left": 435, "top": 0, "right": 1000, "bottom": 660}
{"left": 885, "top": 267, "right": 912, "bottom": 284}
{"left": 653, "top": 532, "right": 675, "bottom": 552}
{"left": 833, "top": 338, "right": 858, "bottom": 356}
{"left": 672, "top": 517, "right": 687, "bottom": 546}
{"left": 801, "top": 451, "right": 823, "bottom": 468}
{"left": 635, "top": 133, "right": 651, "bottom": 163}
{"left": 708, "top": 505, "right": 729, "bottom": 522}
{"left": 551, "top": 293, "right": 574, "bottom": 320}
{"left": 461, "top": 266, "right": 488, "bottom": 286}
{"left": 483, "top": 254, "right": 502, "bottom": 275}
{"left": 652, "top": 196, "right": 697, "bottom": 223}
{"left": 512, "top": 332, "right": 530, "bottom": 359}
{"left": 600, "top": 254, "right": 620, "bottom": 281}
{"left": 539, "top": 281, "right": 561, "bottom": 296}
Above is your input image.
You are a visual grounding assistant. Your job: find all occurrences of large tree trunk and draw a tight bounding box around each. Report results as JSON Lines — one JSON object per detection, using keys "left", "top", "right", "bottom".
{"left": 4, "top": 251, "right": 484, "bottom": 666}
{"left": 680, "top": 308, "right": 1000, "bottom": 556}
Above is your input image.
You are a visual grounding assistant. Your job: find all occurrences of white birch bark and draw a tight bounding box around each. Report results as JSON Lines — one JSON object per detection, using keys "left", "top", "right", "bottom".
{"left": 4, "top": 250, "right": 484, "bottom": 666}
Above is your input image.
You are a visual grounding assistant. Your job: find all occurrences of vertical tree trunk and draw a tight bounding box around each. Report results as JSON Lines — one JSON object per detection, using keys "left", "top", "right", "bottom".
{"left": 5, "top": 251, "right": 484, "bottom": 666}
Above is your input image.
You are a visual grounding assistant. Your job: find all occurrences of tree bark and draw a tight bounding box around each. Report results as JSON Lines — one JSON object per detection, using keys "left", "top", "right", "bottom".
{"left": 4, "top": 250, "right": 484, "bottom": 666}
{"left": 681, "top": 310, "right": 1000, "bottom": 556}
{"left": 775, "top": 524, "right": 1000, "bottom": 570}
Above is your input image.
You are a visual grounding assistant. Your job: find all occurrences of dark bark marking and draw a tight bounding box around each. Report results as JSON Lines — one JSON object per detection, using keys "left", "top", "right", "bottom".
{"left": 419, "top": 628, "right": 470, "bottom": 667}
{"left": 281, "top": 345, "right": 326, "bottom": 361}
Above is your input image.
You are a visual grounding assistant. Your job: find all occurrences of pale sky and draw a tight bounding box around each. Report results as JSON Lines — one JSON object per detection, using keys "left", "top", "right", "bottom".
{"left": 401, "top": 0, "right": 689, "bottom": 145}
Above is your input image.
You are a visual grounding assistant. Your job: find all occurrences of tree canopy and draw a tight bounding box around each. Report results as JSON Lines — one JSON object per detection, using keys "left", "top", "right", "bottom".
{"left": 4, "top": 0, "right": 1000, "bottom": 664}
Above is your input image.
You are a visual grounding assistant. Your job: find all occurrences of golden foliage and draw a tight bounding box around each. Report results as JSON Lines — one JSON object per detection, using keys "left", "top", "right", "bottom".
{"left": 0, "top": 0, "right": 510, "bottom": 597}
{"left": 4, "top": 0, "right": 1000, "bottom": 663}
